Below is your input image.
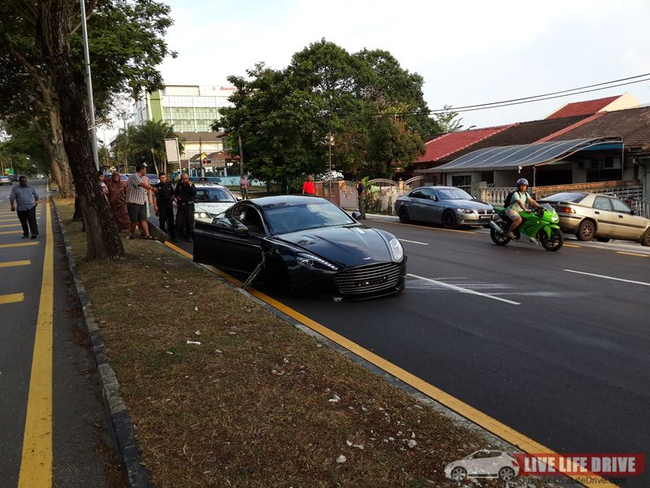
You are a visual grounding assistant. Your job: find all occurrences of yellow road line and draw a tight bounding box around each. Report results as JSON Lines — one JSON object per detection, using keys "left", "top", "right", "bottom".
{"left": 0, "top": 293, "right": 24, "bottom": 304}
{"left": 176, "top": 246, "right": 615, "bottom": 488}
{"left": 18, "top": 199, "right": 53, "bottom": 488}
{"left": 0, "top": 224, "right": 22, "bottom": 228}
{"left": 0, "top": 230, "right": 23, "bottom": 235}
{"left": 564, "top": 243, "right": 581, "bottom": 248}
{"left": 0, "top": 242, "right": 39, "bottom": 249}
{"left": 617, "top": 251, "right": 649, "bottom": 258}
{"left": 164, "top": 240, "right": 193, "bottom": 259}
{"left": 0, "top": 218, "right": 18, "bottom": 222}
{"left": 0, "top": 260, "right": 31, "bottom": 268}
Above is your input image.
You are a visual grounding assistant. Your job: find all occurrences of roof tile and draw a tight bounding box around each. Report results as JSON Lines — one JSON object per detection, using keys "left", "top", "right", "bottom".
{"left": 545, "top": 95, "right": 620, "bottom": 119}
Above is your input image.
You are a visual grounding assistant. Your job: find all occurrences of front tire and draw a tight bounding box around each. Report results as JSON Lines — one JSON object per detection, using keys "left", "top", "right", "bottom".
{"left": 577, "top": 219, "right": 596, "bottom": 241}
{"left": 499, "top": 466, "right": 516, "bottom": 481}
{"left": 539, "top": 228, "right": 564, "bottom": 251}
{"left": 398, "top": 206, "right": 410, "bottom": 223}
{"left": 490, "top": 221, "right": 511, "bottom": 246}
{"left": 442, "top": 210, "right": 457, "bottom": 229}
{"left": 596, "top": 237, "right": 611, "bottom": 243}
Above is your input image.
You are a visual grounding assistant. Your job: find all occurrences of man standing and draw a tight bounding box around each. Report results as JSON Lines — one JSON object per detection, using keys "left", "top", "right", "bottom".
{"left": 356, "top": 177, "right": 366, "bottom": 219}
{"left": 126, "top": 164, "right": 157, "bottom": 239}
{"left": 154, "top": 172, "right": 175, "bottom": 240}
{"left": 105, "top": 172, "right": 130, "bottom": 232}
{"left": 174, "top": 173, "right": 197, "bottom": 242}
{"left": 239, "top": 174, "right": 249, "bottom": 199}
{"left": 9, "top": 176, "right": 39, "bottom": 239}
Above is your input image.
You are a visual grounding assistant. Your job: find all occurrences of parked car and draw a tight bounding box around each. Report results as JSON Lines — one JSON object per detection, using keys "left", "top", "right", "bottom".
{"left": 193, "top": 195, "right": 407, "bottom": 300}
{"left": 193, "top": 183, "right": 238, "bottom": 223}
{"left": 394, "top": 186, "right": 494, "bottom": 229}
{"left": 444, "top": 450, "right": 520, "bottom": 482}
{"left": 145, "top": 173, "right": 160, "bottom": 185}
{"left": 539, "top": 192, "right": 650, "bottom": 246}
{"left": 0, "top": 175, "right": 12, "bottom": 185}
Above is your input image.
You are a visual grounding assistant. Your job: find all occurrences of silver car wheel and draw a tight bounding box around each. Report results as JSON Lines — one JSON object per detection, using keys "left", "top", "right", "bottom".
{"left": 499, "top": 466, "right": 516, "bottom": 481}
{"left": 450, "top": 466, "right": 467, "bottom": 481}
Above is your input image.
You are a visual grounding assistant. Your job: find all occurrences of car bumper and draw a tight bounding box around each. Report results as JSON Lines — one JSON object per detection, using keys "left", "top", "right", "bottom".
{"left": 457, "top": 213, "right": 495, "bottom": 226}
{"left": 556, "top": 214, "right": 583, "bottom": 232}
{"left": 287, "top": 258, "right": 407, "bottom": 300}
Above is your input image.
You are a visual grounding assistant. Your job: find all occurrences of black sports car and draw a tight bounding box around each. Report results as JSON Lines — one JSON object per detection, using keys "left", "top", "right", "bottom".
{"left": 193, "top": 195, "right": 407, "bottom": 300}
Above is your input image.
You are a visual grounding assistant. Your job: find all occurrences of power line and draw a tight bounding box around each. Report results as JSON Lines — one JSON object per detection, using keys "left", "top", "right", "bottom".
{"left": 427, "top": 73, "right": 650, "bottom": 114}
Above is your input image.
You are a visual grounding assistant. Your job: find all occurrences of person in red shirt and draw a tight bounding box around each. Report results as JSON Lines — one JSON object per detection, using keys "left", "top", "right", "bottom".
{"left": 302, "top": 174, "right": 315, "bottom": 195}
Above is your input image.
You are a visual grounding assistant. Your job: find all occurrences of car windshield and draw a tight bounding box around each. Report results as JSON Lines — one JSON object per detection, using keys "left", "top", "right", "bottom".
{"left": 542, "top": 192, "right": 586, "bottom": 203}
{"left": 195, "top": 187, "right": 236, "bottom": 203}
{"left": 436, "top": 188, "right": 473, "bottom": 200}
{"left": 264, "top": 201, "right": 356, "bottom": 234}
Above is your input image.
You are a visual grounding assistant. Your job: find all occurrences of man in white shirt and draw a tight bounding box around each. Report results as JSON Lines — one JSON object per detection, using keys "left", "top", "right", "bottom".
{"left": 9, "top": 176, "right": 39, "bottom": 239}
{"left": 126, "top": 164, "right": 157, "bottom": 239}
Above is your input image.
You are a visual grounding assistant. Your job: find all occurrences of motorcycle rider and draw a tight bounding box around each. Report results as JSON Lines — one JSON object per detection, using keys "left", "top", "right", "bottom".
{"left": 506, "top": 178, "right": 540, "bottom": 239}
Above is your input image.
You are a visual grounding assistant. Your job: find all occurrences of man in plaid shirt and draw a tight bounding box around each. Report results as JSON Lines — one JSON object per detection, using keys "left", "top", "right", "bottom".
{"left": 127, "top": 164, "right": 158, "bottom": 239}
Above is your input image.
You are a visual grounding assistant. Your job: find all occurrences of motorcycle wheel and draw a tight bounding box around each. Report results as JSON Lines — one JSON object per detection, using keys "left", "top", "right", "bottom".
{"left": 490, "top": 222, "right": 511, "bottom": 246}
{"left": 539, "top": 228, "right": 564, "bottom": 251}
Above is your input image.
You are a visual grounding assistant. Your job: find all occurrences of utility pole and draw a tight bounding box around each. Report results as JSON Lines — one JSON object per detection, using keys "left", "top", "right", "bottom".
{"left": 79, "top": 0, "right": 100, "bottom": 170}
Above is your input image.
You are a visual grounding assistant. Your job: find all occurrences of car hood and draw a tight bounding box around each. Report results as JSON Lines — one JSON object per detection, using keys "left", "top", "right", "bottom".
{"left": 276, "top": 225, "right": 396, "bottom": 267}
{"left": 194, "top": 202, "right": 235, "bottom": 216}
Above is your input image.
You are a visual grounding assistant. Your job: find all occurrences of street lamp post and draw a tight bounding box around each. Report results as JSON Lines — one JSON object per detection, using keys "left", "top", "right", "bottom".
{"left": 327, "top": 132, "right": 334, "bottom": 201}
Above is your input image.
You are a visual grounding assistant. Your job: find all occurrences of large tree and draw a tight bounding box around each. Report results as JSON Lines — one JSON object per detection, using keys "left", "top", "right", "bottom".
{"left": 216, "top": 40, "right": 442, "bottom": 188}
{"left": 129, "top": 119, "right": 180, "bottom": 175}
{"left": 0, "top": 0, "right": 175, "bottom": 259}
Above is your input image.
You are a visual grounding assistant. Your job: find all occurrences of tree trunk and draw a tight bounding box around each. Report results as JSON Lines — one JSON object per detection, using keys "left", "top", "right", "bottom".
{"left": 38, "top": 0, "right": 124, "bottom": 260}
{"left": 49, "top": 104, "right": 74, "bottom": 198}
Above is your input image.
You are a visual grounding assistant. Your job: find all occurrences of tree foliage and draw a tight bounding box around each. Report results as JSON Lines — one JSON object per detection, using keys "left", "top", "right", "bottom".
{"left": 216, "top": 40, "right": 442, "bottom": 190}
{"left": 0, "top": 0, "right": 175, "bottom": 260}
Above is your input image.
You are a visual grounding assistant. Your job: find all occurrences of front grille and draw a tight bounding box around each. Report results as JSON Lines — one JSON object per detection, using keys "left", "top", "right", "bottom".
{"left": 335, "top": 262, "right": 402, "bottom": 295}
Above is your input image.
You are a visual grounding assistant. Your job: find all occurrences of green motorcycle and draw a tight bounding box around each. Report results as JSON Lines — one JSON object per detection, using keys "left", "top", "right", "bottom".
{"left": 489, "top": 203, "right": 564, "bottom": 251}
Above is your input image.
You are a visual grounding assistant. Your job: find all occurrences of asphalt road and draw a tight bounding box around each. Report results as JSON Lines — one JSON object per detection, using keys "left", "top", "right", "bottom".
{"left": 0, "top": 180, "right": 120, "bottom": 488}
{"left": 173, "top": 215, "right": 649, "bottom": 487}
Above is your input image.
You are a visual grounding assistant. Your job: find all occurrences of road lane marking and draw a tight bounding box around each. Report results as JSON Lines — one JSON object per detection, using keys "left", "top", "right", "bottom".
{"left": 564, "top": 269, "right": 650, "bottom": 287}
{"left": 563, "top": 243, "right": 581, "bottom": 248}
{"left": 18, "top": 198, "right": 53, "bottom": 488}
{"left": 0, "top": 293, "right": 25, "bottom": 304}
{"left": 400, "top": 239, "right": 429, "bottom": 246}
{"left": 0, "top": 224, "right": 22, "bottom": 228}
{"left": 0, "top": 260, "right": 31, "bottom": 268}
{"left": 0, "top": 230, "right": 23, "bottom": 235}
{"left": 167, "top": 244, "right": 614, "bottom": 488}
{"left": 0, "top": 242, "right": 39, "bottom": 249}
{"left": 408, "top": 273, "right": 521, "bottom": 305}
{"left": 164, "top": 240, "right": 193, "bottom": 259}
{"left": 617, "top": 251, "right": 649, "bottom": 258}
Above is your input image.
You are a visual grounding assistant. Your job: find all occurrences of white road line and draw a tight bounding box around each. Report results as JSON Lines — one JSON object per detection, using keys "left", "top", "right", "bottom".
{"left": 407, "top": 273, "right": 521, "bottom": 305}
{"left": 564, "top": 269, "right": 650, "bottom": 287}
{"left": 400, "top": 239, "right": 429, "bottom": 246}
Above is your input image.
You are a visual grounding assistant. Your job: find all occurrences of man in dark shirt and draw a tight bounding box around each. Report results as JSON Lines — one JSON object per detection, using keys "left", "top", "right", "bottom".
{"left": 153, "top": 172, "right": 175, "bottom": 240}
{"left": 173, "top": 173, "right": 197, "bottom": 242}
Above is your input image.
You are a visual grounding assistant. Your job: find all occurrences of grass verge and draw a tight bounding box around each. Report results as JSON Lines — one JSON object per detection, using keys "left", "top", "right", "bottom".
{"left": 56, "top": 197, "right": 561, "bottom": 488}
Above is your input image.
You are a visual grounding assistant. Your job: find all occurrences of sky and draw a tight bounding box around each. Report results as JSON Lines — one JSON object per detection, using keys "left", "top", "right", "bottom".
{"left": 152, "top": 0, "right": 650, "bottom": 131}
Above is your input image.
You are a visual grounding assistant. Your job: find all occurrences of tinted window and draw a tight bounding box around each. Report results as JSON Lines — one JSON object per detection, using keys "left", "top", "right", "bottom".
{"left": 195, "top": 187, "right": 236, "bottom": 203}
{"left": 611, "top": 198, "right": 631, "bottom": 213}
{"left": 436, "top": 188, "right": 472, "bottom": 200}
{"left": 264, "top": 201, "right": 355, "bottom": 234}
{"left": 593, "top": 197, "right": 612, "bottom": 211}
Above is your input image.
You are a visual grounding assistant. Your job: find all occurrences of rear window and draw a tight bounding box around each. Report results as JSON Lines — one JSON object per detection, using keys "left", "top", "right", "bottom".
{"left": 542, "top": 192, "right": 587, "bottom": 203}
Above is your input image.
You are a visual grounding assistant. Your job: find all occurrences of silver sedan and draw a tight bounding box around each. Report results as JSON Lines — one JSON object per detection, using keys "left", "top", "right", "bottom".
{"left": 540, "top": 192, "right": 650, "bottom": 245}
{"left": 394, "top": 186, "right": 495, "bottom": 229}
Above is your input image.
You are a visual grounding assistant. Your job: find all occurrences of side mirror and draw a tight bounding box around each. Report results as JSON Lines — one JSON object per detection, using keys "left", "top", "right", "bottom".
{"left": 234, "top": 222, "right": 249, "bottom": 235}
{"left": 631, "top": 209, "right": 639, "bottom": 216}
{"left": 351, "top": 211, "right": 362, "bottom": 220}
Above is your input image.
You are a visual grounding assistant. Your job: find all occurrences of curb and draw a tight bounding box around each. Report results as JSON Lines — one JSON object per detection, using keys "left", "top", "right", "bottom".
{"left": 52, "top": 197, "right": 153, "bottom": 488}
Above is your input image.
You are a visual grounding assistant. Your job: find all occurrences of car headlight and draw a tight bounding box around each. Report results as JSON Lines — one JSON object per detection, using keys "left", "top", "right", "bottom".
{"left": 456, "top": 208, "right": 475, "bottom": 214}
{"left": 194, "top": 212, "right": 208, "bottom": 219}
{"left": 389, "top": 238, "right": 403, "bottom": 262}
{"left": 296, "top": 252, "right": 339, "bottom": 271}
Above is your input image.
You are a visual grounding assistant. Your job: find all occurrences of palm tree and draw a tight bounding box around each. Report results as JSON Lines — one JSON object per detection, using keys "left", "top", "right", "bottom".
{"left": 129, "top": 120, "right": 180, "bottom": 175}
